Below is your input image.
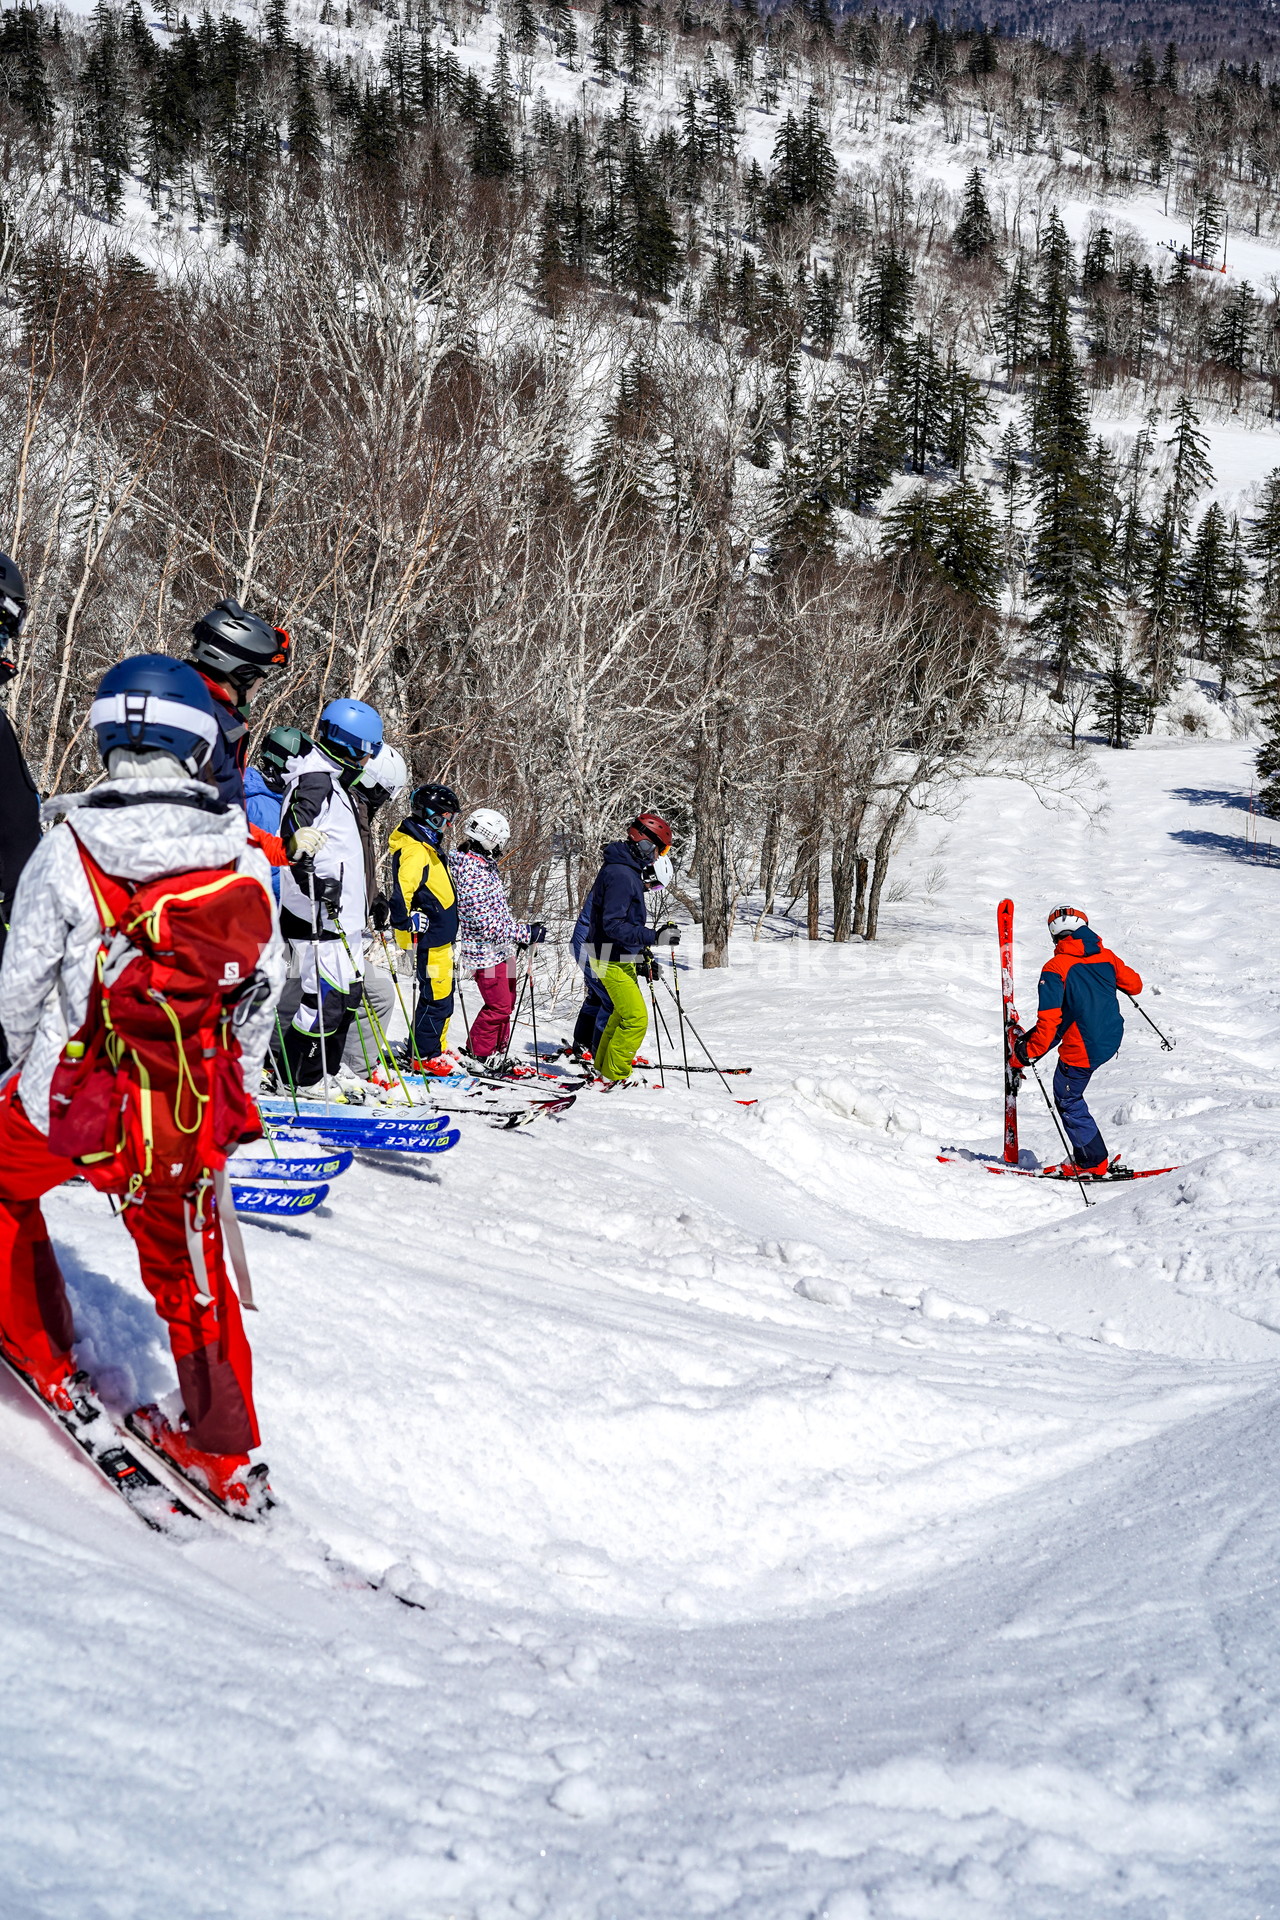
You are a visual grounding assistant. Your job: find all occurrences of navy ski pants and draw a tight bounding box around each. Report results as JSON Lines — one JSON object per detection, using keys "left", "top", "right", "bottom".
{"left": 1052, "top": 1061, "right": 1108, "bottom": 1167}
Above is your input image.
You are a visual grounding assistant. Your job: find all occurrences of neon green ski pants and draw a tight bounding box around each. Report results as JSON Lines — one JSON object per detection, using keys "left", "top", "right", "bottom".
{"left": 590, "top": 960, "right": 648, "bottom": 1083}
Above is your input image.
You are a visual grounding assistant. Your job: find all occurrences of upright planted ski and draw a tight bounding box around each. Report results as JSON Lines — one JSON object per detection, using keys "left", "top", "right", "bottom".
{"left": 998, "top": 898, "right": 1020, "bottom": 1166}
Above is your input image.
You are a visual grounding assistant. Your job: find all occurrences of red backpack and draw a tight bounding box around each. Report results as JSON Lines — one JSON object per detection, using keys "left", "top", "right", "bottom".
{"left": 47, "top": 831, "right": 275, "bottom": 1201}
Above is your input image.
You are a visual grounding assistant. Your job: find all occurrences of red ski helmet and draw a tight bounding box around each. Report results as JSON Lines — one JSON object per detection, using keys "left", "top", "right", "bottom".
{"left": 628, "top": 812, "right": 673, "bottom": 857}
{"left": 1047, "top": 905, "right": 1088, "bottom": 939}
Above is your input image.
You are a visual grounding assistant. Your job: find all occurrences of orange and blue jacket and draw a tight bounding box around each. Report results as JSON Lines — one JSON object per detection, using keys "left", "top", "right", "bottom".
{"left": 1022, "top": 928, "right": 1143, "bottom": 1070}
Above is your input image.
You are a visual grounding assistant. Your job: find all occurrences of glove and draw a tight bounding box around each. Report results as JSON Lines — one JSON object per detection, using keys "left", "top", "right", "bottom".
{"left": 311, "top": 874, "right": 342, "bottom": 911}
{"left": 370, "top": 894, "right": 390, "bottom": 931}
{"left": 289, "top": 825, "right": 328, "bottom": 860}
{"left": 637, "top": 952, "right": 661, "bottom": 983}
{"left": 409, "top": 910, "right": 431, "bottom": 935}
{"left": 653, "top": 921, "right": 680, "bottom": 948}
{"left": 1008, "top": 1025, "right": 1031, "bottom": 1068}
{"left": 527, "top": 923, "right": 547, "bottom": 945}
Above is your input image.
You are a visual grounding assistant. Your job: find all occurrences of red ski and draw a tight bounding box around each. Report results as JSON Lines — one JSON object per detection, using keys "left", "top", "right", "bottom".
{"left": 937, "top": 1154, "right": 1178, "bottom": 1183}
{"left": 998, "top": 897, "right": 1020, "bottom": 1165}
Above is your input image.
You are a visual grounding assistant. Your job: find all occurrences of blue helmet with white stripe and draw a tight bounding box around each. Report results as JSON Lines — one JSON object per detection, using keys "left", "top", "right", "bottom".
{"left": 317, "top": 697, "right": 382, "bottom": 768}
{"left": 91, "top": 655, "right": 220, "bottom": 775}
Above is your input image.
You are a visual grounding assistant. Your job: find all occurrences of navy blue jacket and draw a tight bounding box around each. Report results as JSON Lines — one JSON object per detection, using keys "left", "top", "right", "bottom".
{"left": 198, "top": 672, "right": 250, "bottom": 807}
{"left": 583, "top": 840, "right": 650, "bottom": 964}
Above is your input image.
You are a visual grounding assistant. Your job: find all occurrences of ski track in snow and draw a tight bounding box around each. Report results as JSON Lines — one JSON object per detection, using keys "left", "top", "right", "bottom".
{"left": 5, "top": 740, "right": 1280, "bottom": 1918}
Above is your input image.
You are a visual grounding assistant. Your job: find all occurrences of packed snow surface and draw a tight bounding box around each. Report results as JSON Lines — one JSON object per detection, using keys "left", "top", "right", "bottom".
{"left": 5, "top": 740, "right": 1280, "bottom": 1918}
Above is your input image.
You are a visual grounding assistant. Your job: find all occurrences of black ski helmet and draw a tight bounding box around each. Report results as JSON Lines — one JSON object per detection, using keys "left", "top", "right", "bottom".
{"left": 410, "top": 782, "right": 461, "bottom": 821}
{"left": 258, "top": 725, "right": 310, "bottom": 792}
{"left": 191, "top": 598, "right": 290, "bottom": 693}
{"left": 0, "top": 551, "right": 27, "bottom": 683}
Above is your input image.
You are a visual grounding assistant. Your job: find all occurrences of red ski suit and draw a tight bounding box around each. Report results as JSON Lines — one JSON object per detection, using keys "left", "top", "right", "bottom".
{"left": 0, "top": 769, "right": 285, "bottom": 1456}
{"left": 0, "top": 1079, "right": 258, "bottom": 1452}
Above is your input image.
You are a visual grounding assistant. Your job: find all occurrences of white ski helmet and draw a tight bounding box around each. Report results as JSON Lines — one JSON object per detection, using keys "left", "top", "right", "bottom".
{"left": 463, "top": 807, "right": 511, "bottom": 855}
{"left": 358, "top": 743, "right": 407, "bottom": 805}
{"left": 1047, "top": 904, "right": 1088, "bottom": 940}
{"left": 646, "top": 853, "right": 674, "bottom": 891}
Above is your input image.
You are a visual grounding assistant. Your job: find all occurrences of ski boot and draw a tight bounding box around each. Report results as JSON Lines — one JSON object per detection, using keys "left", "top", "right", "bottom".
{"left": 125, "top": 1405, "right": 274, "bottom": 1520}
{"left": 1044, "top": 1155, "right": 1110, "bottom": 1180}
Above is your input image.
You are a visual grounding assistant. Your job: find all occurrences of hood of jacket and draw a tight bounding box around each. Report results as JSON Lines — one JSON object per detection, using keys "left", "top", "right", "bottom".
{"left": 1052, "top": 928, "right": 1102, "bottom": 960}
{"left": 43, "top": 774, "right": 249, "bottom": 882}
{"left": 600, "top": 838, "right": 646, "bottom": 875}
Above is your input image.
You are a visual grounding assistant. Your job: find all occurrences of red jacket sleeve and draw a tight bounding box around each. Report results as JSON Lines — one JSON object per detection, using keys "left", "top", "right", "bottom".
{"left": 248, "top": 821, "right": 289, "bottom": 868}
{"left": 1109, "top": 951, "right": 1143, "bottom": 996}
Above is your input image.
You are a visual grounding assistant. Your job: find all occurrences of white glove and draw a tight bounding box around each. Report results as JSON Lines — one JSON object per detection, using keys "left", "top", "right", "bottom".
{"left": 289, "top": 825, "right": 328, "bottom": 860}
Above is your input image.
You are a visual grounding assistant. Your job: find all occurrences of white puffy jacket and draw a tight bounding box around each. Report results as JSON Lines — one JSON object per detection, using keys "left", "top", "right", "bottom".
{"left": 0, "top": 770, "right": 286, "bottom": 1135}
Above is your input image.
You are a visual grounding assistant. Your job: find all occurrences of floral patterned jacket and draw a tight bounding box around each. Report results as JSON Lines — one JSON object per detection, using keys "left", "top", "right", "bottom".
{"left": 448, "top": 848, "right": 530, "bottom": 974}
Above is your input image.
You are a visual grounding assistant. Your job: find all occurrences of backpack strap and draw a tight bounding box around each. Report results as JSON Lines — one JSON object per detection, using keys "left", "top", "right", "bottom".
{"left": 66, "top": 827, "right": 134, "bottom": 934}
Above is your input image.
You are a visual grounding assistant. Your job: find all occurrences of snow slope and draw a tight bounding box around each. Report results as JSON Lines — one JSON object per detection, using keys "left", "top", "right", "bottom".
{"left": 5, "top": 739, "right": 1280, "bottom": 1918}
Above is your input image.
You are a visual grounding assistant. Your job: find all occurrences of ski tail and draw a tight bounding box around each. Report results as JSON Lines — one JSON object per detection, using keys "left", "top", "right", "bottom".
{"left": 998, "top": 897, "right": 1020, "bottom": 1166}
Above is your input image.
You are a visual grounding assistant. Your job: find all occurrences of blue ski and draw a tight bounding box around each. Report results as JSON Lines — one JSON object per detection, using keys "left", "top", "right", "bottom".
{"left": 260, "top": 1111, "right": 462, "bottom": 1155}
{"left": 231, "top": 1181, "right": 330, "bottom": 1216}
{"left": 230, "top": 1150, "right": 355, "bottom": 1183}
{"left": 259, "top": 1101, "right": 453, "bottom": 1150}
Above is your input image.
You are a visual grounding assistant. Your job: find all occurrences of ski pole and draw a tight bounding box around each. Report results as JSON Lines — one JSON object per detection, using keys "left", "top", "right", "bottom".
{"left": 1124, "top": 991, "right": 1175, "bottom": 1051}
{"left": 527, "top": 943, "right": 540, "bottom": 1066}
{"left": 273, "top": 1010, "right": 299, "bottom": 1124}
{"left": 661, "top": 969, "right": 733, "bottom": 1096}
{"left": 645, "top": 957, "right": 665, "bottom": 1088}
{"left": 304, "top": 865, "right": 332, "bottom": 1116}
{"left": 333, "top": 912, "right": 413, "bottom": 1103}
{"left": 1026, "top": 1057, "right": 1093, "bottom": 1208}
{"left": 378, "top": 928, "right": 417, "bottom": 1051}
{"left": 668, "top": 952, "right": 692, "bottom": 1088}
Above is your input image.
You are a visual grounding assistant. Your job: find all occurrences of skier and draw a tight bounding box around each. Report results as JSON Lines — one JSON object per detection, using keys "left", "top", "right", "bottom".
{"left": 0, "top": 656, "right": 284, "bottom": 1511}
{"left": 188, "top": 598, "right": 291, "bottom": 819}
{"left": 275, "top": 698, "right": 382, "bottom": 1099}
{"left": 388, "top": 783, "right": 460, "bottom": 1071}
{"left": 449, "top": 809, "right": 545, "bottom": 1069}
{"left": 569, "top": 846, "right": 673, "bottom": 1063}
{"left": 343, "top": 742, "right": 408, "bottom": 1079}
{"left": 0, "top": 553, "right": 41, "bottom": 1074}
{"left": 1010, "top": 905, "right": 1143, "bottom": 1177}
{"left": 244, "top": 726, "right": 310, "bottom": 839}
{"left": 579, "top": 814, "right": 673, "bottom": 1085}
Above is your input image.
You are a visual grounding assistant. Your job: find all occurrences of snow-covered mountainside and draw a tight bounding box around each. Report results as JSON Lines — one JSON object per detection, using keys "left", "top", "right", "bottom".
{"left": 4, "top": 736, "right": 1280, "bottom": 1918}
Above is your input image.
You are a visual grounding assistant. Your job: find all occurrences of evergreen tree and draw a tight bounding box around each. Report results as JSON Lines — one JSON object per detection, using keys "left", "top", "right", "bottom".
{"left": 289, "top": 46, "right": 322, "bottom": 168}
{"left": 806, "top": 269, "right": 841, "bottom": 356}
{"left": 1026, "top": 328, "right": 1109, "bottom": 695}
{"left": 766, "top": 103, "right": 836, "bottom": 219}
{"left": 84, "top": 5, "right": 131, "bottom": 220}
{"left": 1212, "top": 281, "right": 1259, "bottom": 388}
{"left": 1191, "top": 190, "right": 1224, "bottom": 264}
{"left": 1164, "top": 395, "right": 1213, "bottom": 536}
{"left": 1180, "top": 502, "right": 1227, "bottom": 659}
{"left": 0, "top": 5, "right": 54, "bottom": 132}
{"left": 995, "top": 250, "right": 1035, "bottom": 382}
{"left": 592, "top": 1, "right": 615, "bottom": 81}
{"left": 470, "top": 88, "right": 516, "bottom": 176}
{"left": 515, "top": 0, "right": 539, "bottom": 56}
{"left": 263, "top": 0, "right": 289, "bottom": 54}
{"left": 1139, "top": 491, "right": 1184, "bottom": 704}
{"left": 770, "top": 434, "right": 836, "bottom": 563}
{"left": 1160, "top": 40, "right": 1179, "bottom": 90}
{"left": 1213, "top": 515, "right": 1255, "bottom": 698}
{"left": 952, "top": 168, "right": 994, "bottom": 261}
{"left": 882, "top": 480, "right": 1001, "bottom": 605}
{"left": 857, "top": 244, "right": 913, "bottom": 356}
{"left": 1093, "top": 630, "right": 1148, "bottom": 746}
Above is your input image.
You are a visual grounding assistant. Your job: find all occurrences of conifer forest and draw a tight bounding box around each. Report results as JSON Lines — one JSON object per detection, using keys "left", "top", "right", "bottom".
{"left": 5, "top": 0, "right": 1280, "bottom": 949}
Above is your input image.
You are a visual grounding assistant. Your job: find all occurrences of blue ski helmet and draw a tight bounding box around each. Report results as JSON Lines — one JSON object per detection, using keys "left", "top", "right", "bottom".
{"left": 317, "top": 697, "right": 382, "bottom": 768}
{"left": 90, "top": 655, "right": 220, "bottom": 774}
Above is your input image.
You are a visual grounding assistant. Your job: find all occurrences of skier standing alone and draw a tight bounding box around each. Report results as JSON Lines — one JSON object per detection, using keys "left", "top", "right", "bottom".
{"left": 1010, "top": 906, "right": 1142, "bottom": 1177}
